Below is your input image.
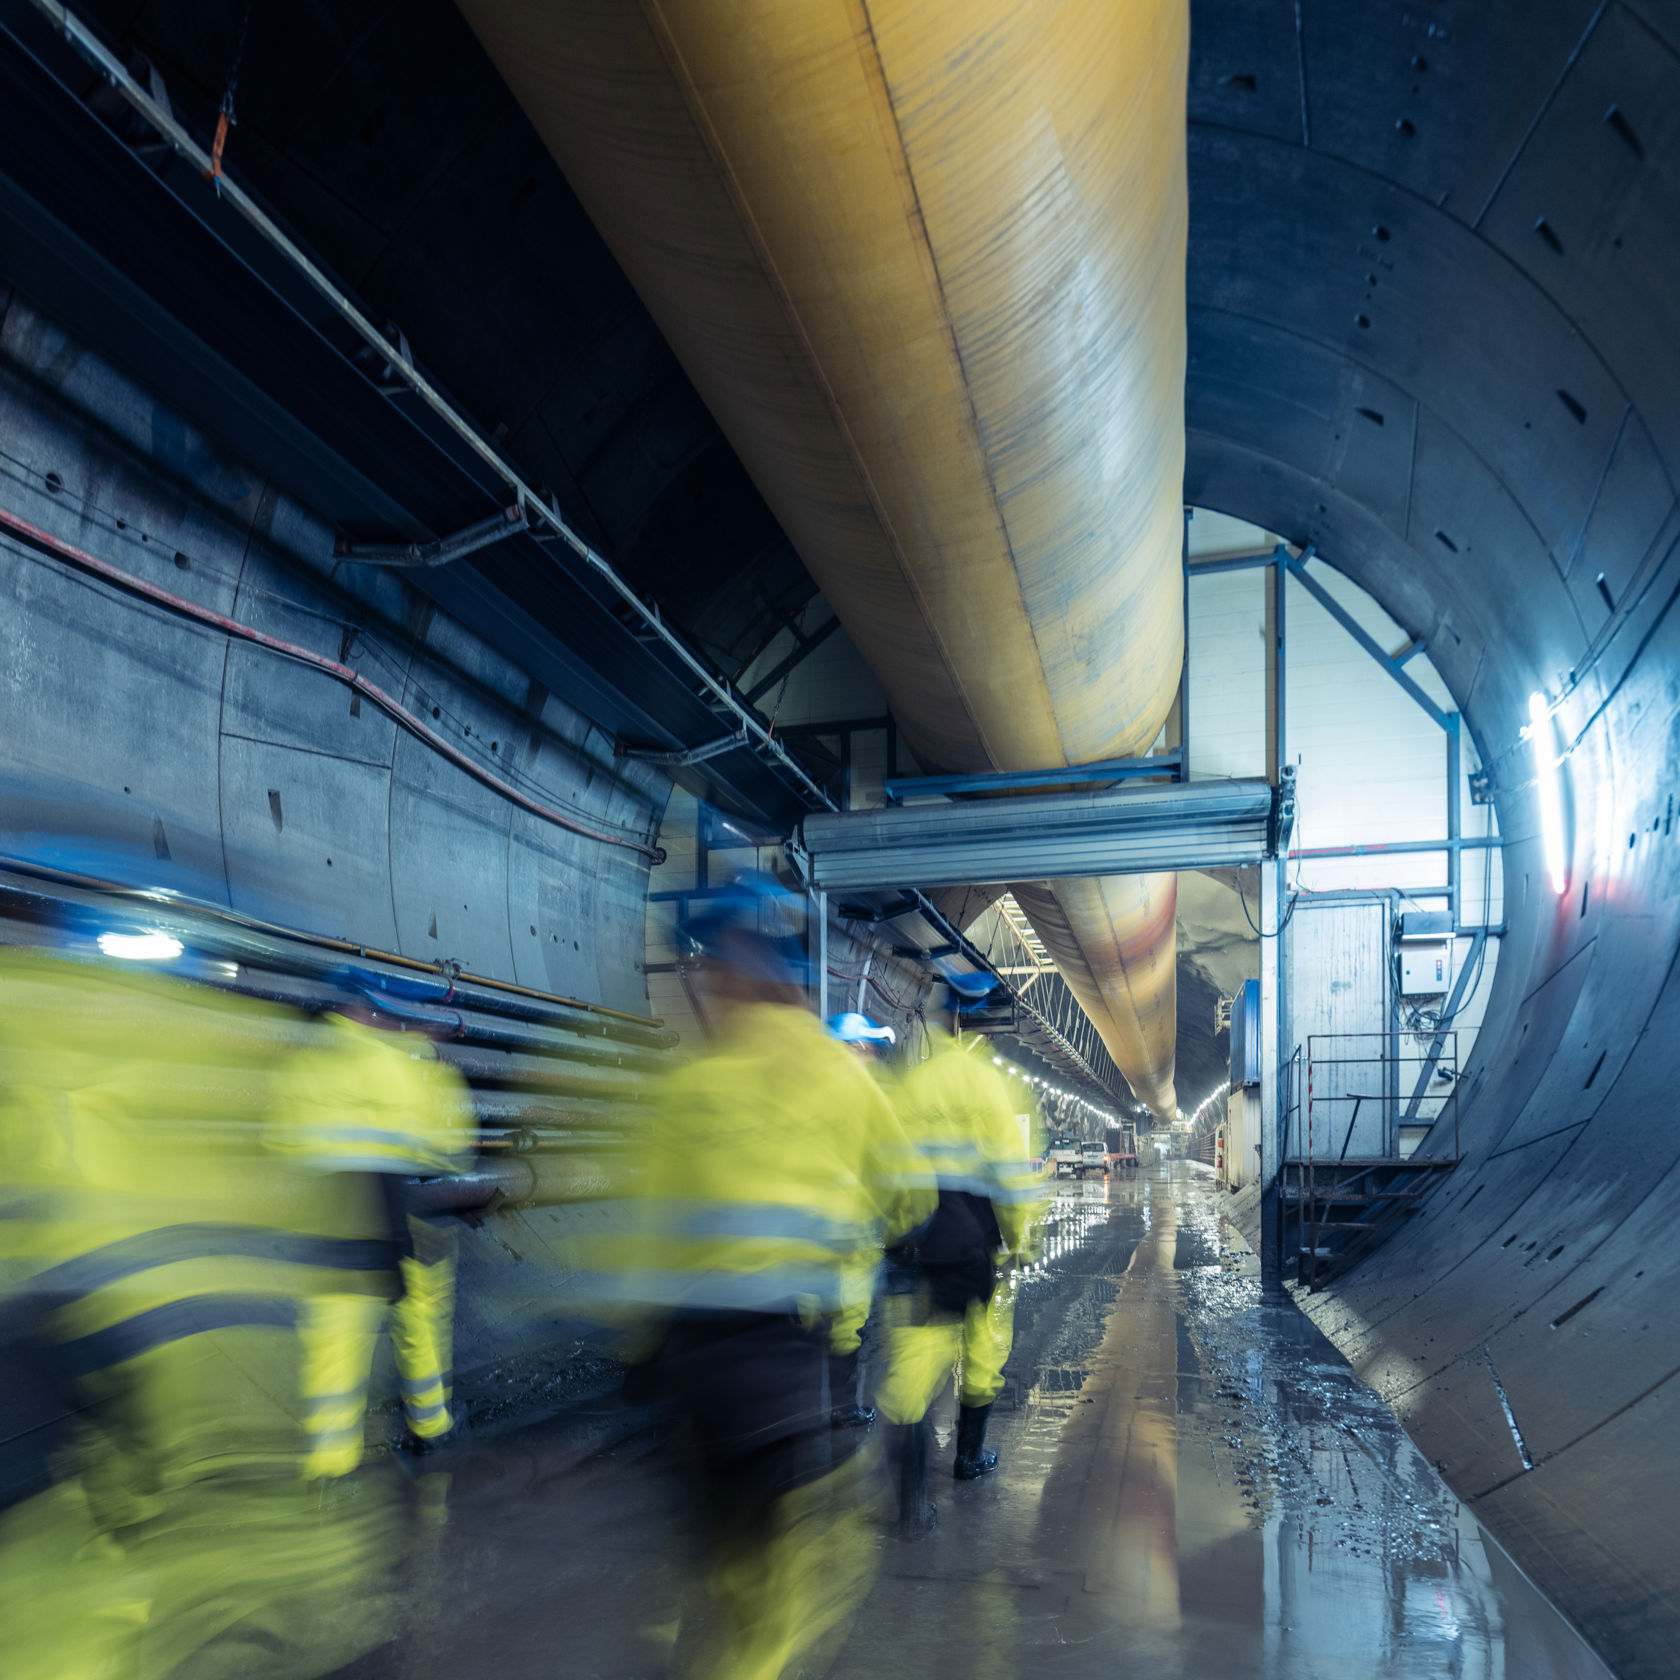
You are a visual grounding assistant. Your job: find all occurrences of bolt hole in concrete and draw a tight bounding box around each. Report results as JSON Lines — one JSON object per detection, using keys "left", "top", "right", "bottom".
{"left": 1551, "top": 1288, "right": 1604, "bottom": 1329}
{"left": 344, "top": 1164, "right": 1613, "bottom": 1679}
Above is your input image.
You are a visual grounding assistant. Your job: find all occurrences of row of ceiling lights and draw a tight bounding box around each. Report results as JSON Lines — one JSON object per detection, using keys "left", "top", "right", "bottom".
{"left": 991, "top": 1053, "right": 1121, "bottom": 1126}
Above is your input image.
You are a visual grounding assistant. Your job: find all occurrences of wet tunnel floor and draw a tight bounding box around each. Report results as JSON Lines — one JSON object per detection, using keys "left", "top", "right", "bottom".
{"left": 352, "top": 1163, "right": 1612, "bottom": 1679}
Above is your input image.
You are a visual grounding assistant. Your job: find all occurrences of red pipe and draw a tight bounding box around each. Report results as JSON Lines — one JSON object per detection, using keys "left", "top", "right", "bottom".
{"left": 0, "top": 503, "right": 665, "bottom": 862}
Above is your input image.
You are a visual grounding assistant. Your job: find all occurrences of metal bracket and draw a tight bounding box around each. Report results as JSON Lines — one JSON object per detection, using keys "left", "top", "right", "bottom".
{"left": 616, "top": 729, "right": 748, "bottom": 769}
{"left": 1284, "top": 551, "right": 1450, "bottom": 730}
{"left": 835, "top": 894, "right": 922, "bottom": 923}
{"left": 1268, "top": 764, "right": 1298, "bottom": 856}
{"left": 335, "top": 501, "right": 528, "bottom": 568}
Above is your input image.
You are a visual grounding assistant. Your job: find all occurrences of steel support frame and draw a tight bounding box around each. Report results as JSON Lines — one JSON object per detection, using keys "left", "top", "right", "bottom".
{"left": 1260, "top": 852, "right": 1286, "bottom": 1287}
{"left": 1289, "top": 835, "right": 1497, "bottom": 859}
{"left": 1180, "top": 507, "right": 1191, "bottom": 782}
{"left": 1284, "top": 550, "right": 1450, "bottom": 729}
{"left": 1282, "top": 550, "right": 1475, "bottom": 932}
{"left": 744, "top": 610, "right": 844, "bottom": 704}
{"left": 1195, "top": 543, "right": 1482, "bottom": 936}
{"left": 1402, "top": 929, "right": 1485, "bottom": 1120}
{"left": 796, "top": 779, "right": 1277, "bottom": 891}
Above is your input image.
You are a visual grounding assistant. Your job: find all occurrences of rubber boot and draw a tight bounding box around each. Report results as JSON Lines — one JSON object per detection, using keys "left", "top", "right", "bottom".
{"left": 953, "top": 1402, "right": 998, "bottom": 1480}
{"left": 828, "top": 1351, "right": 875, "bottom": 1428}
{"left": 889, "top": 1421, "right": 937, "bottom": 1538}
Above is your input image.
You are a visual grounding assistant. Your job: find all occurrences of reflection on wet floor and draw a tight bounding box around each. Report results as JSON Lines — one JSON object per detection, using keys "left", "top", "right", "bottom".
{"left": 347, "top": 1164, "right": 1612, "bottom": 1680}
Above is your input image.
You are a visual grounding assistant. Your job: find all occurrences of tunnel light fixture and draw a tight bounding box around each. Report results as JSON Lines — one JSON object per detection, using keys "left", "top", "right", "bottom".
{"left": 1527, "top": 691, "right": 1569, "bottom": 895}
{"left": 97, "top": 929, "right": 183, "bottom": 961}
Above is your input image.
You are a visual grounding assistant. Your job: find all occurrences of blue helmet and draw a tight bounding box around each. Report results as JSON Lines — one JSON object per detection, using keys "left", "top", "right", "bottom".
{"left": 827, "top": 1011, "right": 896, "bottom": 1045}
{"left": 940, "top": 967, "right": 1000, "bottom": 1015}
{"left": 675, "top": 870, "right": 810, "bottom": 987}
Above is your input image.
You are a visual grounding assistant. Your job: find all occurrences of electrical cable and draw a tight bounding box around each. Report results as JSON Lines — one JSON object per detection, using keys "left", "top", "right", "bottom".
{"left": 1239, "top": 878, "right": 1297, "bottom": 940}
{"left": 824, "top": 963, "right": 921, "bottom": 1017}
{"left": 1245, "top": 771, "right": 1306, "bottom": 938}
{"left": 0, "top": 448, "right": 654, "bottom": 833}
{"left": 0, "top": 502, "right": 666, "bottom": 861}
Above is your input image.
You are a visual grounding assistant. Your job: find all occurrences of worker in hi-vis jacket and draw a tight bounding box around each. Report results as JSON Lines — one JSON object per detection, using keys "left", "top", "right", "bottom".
{"left": 823, "top": 1010, "right": 909, "bottom": 1430}
{"left": 874, "top": 971, "right": 1045, "bottom": 1536}
{"left": 622, "top": 873, "right": 931, "bottom": 1680}
{"left": 268, "top": 994, "right": 472, "bottom": 1476}
{"left": 0, "top": 945, "right": 428, "bottom": 1680}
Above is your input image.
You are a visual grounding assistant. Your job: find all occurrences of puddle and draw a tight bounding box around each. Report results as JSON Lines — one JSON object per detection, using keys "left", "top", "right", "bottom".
{"left": 331, "top": 1161, "right": 1613, "bottom": 1680}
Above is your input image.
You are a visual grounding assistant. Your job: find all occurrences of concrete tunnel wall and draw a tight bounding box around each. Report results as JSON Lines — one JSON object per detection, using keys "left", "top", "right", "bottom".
{"left": 0, "top": 284, "right": 678, "bottom": 1396}
{"left": 1183, "top": 7, "right": 1680, "bottom": 1673}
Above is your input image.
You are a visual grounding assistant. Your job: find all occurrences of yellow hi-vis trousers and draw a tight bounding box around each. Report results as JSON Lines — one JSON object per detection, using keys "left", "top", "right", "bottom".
{"left": 299, "top": 1295, "right": 384, "bottom": 1480}
{"left": 391, "top": 1251, "right": 455, "bottom": 1440}
{"left": 299, "top": 1248, "right": 457, "bottom": 1477}
{"left": 681, "top": 1453, "right": 878, "bottom": 1680}
{"left": 873, "top": 1283, "right": 1017, "bottom": 1424}
{"left": 395, "top": 1219, "right": 459, "bottom": 1439}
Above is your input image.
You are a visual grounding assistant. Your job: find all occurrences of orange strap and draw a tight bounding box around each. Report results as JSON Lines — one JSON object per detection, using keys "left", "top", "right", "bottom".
{"left": 203, "top": 97, "right": 234, "bottom": 188}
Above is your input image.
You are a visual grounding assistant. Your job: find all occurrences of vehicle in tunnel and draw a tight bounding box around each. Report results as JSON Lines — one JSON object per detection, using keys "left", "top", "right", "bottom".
{"left": 1105, "top": 1123, "right": 1140, "bottom": 1172}
{"left": 0, "top": 0, "right": 1678, "bottom": 1675}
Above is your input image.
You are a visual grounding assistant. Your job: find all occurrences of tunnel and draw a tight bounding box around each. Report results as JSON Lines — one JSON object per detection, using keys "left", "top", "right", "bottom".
{"left": 0, "top": 2, "right": 1675, "bottom": 1676}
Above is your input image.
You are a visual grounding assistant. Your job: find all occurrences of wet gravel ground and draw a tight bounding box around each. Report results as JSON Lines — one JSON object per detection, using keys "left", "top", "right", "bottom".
{"left": 342, "top": 1162, "right": 1613, "bottom": 1680}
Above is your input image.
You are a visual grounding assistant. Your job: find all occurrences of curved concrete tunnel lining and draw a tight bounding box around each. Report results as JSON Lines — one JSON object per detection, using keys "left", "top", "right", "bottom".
{"left": 1176, "top": 23, "right": 1680, "bottom": 1656}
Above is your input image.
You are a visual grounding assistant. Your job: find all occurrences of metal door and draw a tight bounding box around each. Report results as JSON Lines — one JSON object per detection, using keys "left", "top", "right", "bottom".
{"left": 1286, "top": 899, "right": 1393, "bottom": 1159}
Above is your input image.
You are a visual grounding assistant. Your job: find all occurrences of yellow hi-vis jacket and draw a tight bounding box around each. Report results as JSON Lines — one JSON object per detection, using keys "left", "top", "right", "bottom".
{"left": 266, "top": 1014, "right": 471, "bottom": 1471}
{"left": 0, "top": 955, "right": 427, "bottom": 1680}
{"left": 264, "top": 1013, "right": 470, "bottom": 1178}
{"left": 615, "top": 1002, "right": 931, "bottom": 1322}
{"left": 893, "top": 1029, "right": 1046, "bottom": 1261}
{"left": 0, "top": 952, "right": 395, "bottom": 1503}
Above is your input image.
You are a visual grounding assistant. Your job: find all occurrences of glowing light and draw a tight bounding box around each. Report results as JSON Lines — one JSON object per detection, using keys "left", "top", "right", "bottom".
{"left": 97, "top": 930, "right": 183, "bottom": 961}
{"left": 1527, "top": 691, "right": 1568, "bottom": 895}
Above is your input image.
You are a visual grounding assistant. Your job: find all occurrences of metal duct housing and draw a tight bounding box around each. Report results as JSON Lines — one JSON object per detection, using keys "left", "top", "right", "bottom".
{"left": 797, "top": 781, "right": 1275, "bottom": 892}
{"left": 458, "top": 0, "right": 1190, "bottom": 1113}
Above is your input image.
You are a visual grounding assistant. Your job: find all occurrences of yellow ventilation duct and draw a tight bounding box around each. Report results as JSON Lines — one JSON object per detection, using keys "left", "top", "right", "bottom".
{"left": 458, "top": 0, "right": 1188, "bottom": 1115}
